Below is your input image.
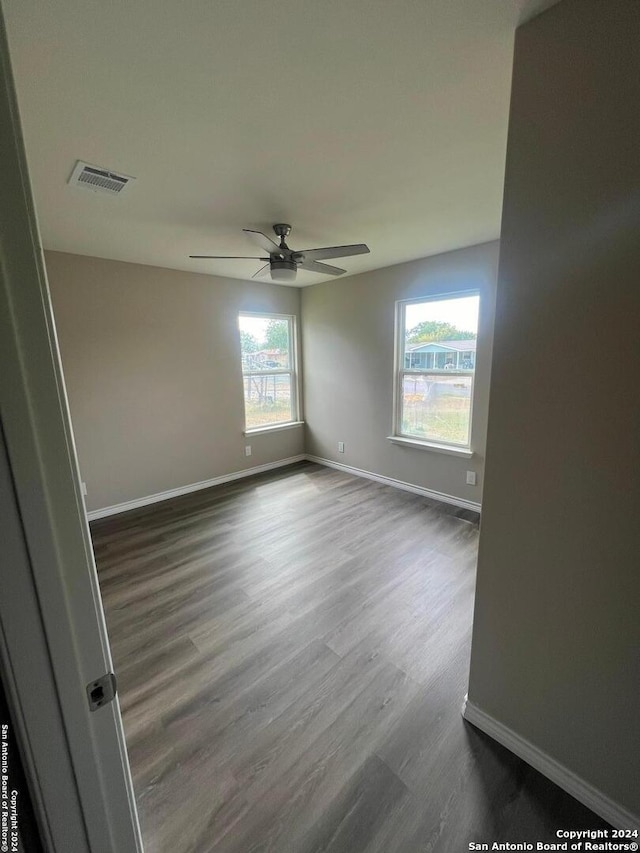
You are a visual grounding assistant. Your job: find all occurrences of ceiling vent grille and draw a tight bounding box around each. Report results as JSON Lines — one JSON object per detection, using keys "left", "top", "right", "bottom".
{"left": 68, "top": 161, "right": 135, "bottom": 196}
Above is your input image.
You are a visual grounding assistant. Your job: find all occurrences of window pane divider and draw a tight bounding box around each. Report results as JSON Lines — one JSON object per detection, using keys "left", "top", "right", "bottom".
{"left": 242, "top": 368, "right": 292, "bottom": 377}
{"left": 400, "top": 369, "right": 475, "bottom": 377}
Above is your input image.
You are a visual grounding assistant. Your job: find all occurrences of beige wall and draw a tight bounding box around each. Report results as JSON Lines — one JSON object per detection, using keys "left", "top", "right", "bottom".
{"left": 468, "top": 0, "right": 640, "bottom": 822}
{"left": 302, "top": 241, "right": 499, "bottom": 506}
{"left": 48, "top": 243, "right": 497, "bottom": 515}
{"left": 46, "top": 251, "right": 303, "bottom": 512}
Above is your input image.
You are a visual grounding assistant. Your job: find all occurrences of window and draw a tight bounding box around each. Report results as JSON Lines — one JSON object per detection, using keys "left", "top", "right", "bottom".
{"left": 394, "top": 293, "right": 480, "bottom": 449}
{"left": 238, "top": 312, "right": 299, "bottom": 431}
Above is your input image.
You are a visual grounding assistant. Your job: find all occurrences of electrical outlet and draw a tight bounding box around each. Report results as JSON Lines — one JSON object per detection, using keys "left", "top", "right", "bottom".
{"left": 338, "top": 441, "right": 345, "bottom": 453}
{"left": 81, "top": 481, "right": 88, "bottom": 496}
{"left": 245, "top": 446, "right": 252, "bottom": 457}
{"left": 466, "top": 471, "right": 477, "bottom": 486}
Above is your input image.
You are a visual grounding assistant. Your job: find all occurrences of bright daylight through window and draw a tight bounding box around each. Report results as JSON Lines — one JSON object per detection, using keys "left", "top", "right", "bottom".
{"left": 239, "top": 313, "right": 298, "bottom": 431}
{"left": 395, "top": 293, "right": 480, "bottom": 448}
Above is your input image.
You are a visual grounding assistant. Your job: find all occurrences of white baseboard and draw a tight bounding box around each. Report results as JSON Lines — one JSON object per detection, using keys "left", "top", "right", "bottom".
{"left": 462, "top": 696, "right": 639, "bottom": 830}
{"left": 88, "top": 452, "right": 480, "bottom": 521}
{"left": 86, "top": 455, "right": 307, "bottom": 521}
{"left": 305, "top": 455, "right": 481, "bottom": 514}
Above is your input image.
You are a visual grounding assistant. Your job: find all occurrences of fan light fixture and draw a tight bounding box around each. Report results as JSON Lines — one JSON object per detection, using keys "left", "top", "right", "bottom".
{"left": 270, "top": 259, "right": 298, "bottom": 282}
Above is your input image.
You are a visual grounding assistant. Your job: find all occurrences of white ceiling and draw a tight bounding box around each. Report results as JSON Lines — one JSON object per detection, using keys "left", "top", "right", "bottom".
{"left": 4, "top": 0, "right": 557, "bottom": 286}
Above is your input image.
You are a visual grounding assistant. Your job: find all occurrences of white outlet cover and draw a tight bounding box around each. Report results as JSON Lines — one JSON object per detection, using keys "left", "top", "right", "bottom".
{"left": 466, "top": 471, "right": 477, "bottom": 486}
{"left": 245, "top": 446, "right": 252, "bottom": 456}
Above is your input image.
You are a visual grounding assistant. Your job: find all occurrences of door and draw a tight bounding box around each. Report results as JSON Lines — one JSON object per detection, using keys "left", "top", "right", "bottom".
{"left": 0, "top": 8, "right": 143, "bottom": 852}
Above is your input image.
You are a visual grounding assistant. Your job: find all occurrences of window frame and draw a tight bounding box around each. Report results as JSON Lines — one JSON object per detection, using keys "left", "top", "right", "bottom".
{"left": 239, "top": 311, "right": 302, "bottom": 434}
{"left": 391, "top": 291, "right": 479, "bottom": 454}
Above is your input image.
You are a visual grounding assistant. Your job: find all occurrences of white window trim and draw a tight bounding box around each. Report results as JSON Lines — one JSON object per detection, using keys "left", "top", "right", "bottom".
{"left": 391, "top": 290, "right": 479, "bottom": 453}
{"left": 244, "top": 420, "right": 305, "bottom": 436}
{"left": 239, "top": 311, "right": 301, "bottom": 432}
{"left": 386, "top": 435, "right": 474, "bottom": 458}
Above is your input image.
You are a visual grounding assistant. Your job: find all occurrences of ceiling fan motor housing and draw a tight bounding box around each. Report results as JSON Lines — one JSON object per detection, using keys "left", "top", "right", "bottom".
{"left": 270, "top": 258, "right": 297, "bottom": 282}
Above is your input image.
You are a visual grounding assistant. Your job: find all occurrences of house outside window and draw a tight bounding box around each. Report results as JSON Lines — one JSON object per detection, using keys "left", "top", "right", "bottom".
{"left": 394, "top": 293, "right": 480, "bottom": 449}
{"left": 239, "top": 312, "right": 300, "bottom": 431}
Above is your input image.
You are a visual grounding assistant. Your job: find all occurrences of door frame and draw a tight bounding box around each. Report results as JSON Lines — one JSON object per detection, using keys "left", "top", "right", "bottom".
{"left": 0, "top": 7, "right": 143, "bottom": 851}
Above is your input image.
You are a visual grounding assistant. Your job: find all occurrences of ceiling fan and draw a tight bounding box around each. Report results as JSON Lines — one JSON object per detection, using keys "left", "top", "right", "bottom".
{"left": 190, "top": 224, "right": 370, "bottom": 283}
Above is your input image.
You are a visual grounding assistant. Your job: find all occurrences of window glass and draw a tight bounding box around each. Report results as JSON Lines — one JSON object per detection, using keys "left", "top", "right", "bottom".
{"left": 397, "top": 294, "right": 479, "bottom": 447}
{"left": 239, "top": 313, "right": 297, "bottom": 430}
{"left": 242, "top": 374, "right": 293, "bottom": 428}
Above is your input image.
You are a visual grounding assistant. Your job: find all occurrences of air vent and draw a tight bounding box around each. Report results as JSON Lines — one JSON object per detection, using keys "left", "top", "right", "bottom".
{"left": 68, "top": 161, "right": 135, "bottom": 196}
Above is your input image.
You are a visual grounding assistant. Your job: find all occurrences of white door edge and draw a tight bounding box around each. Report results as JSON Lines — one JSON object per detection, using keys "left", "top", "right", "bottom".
{"left": 0, "top": 7, "right": 143, "bottom": 852}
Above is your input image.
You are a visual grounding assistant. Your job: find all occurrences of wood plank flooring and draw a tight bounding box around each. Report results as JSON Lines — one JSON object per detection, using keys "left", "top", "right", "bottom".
{"left": 91, "top": 462, "right": 609, "bottom": 852}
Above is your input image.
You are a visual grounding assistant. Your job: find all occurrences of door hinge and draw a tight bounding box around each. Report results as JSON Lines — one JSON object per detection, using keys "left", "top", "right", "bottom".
{"left": 86, "top": 672, "right": 117, "bottom": 712}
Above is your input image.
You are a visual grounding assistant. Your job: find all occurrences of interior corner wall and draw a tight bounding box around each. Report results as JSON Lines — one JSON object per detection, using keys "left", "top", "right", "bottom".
{"left": 301, "top": 241, "right": 499, "bottom": 505}
{"left": 44, "top": 251, "right": 303, "bottom": 513}
{"left": 467, "top": 0, "right": 640, "bottom": 823}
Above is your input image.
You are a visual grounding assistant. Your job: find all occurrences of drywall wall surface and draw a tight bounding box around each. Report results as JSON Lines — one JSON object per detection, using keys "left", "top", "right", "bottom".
{"left": 45, "top": 251, "right": 303, "bottom": 512}
{"left": 467, "top": 0, "right": 640, "bottom": 820}
{"left": 301, "top": 241, "right": 498, "bottom": 504}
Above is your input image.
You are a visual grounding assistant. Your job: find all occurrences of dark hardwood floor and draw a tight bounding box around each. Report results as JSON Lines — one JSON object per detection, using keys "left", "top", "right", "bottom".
{"left": 91, "top": 462, "right": 609, "bottom": 852}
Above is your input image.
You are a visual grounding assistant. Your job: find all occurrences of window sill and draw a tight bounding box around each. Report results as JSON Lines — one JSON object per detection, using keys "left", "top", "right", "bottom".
{"left": 244, "top": 421, "right": 305, "bottom": 436}
{"left": 386, "top": 435, "right": 474, "bottom": 458}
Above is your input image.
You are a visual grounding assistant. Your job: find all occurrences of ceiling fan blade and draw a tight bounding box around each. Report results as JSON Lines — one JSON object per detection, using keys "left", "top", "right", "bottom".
{"left": 299, "top": 260, "right": 346, "bottom": 276}
{"left": 243, "top": 229, "right": 284, "bottom": 256}
{"left": 251, "top": 263, "right": 271, "bottom": 279}
{"left": 298, "top": 243, "right": 370, "bottom": 262}
{"left": 189, "top": 255, "right": 269, "bottom": 260}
